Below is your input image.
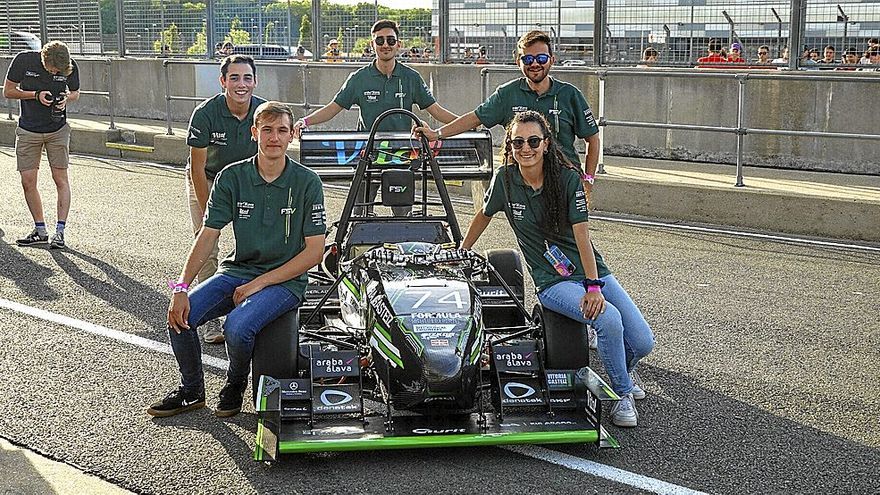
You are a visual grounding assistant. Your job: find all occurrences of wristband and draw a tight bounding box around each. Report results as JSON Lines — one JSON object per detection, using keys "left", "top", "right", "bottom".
{"left": 34, "top": 90, "right": 41, "bottom": 101}
{"left": 167, "top": 280, "right": 189, "bottom": 294}
{"left": 581, "top": 173, "right": 595, "bottom": 184}
{"left": 587, "top": 285, "right": 602, "bottom": 293}
{"left": 437, "top": 128, "right": 444, "bottom": 140}
{"left": 582, "top": 278, "right": 605, "bottom": 290}
{"left": 302, "top": 117, "right": 309, "bottom": 127}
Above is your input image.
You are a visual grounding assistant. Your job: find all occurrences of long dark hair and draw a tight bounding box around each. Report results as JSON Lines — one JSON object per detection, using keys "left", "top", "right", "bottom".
{"left": 501, "top": 110, "right": 577, "bottom": 235}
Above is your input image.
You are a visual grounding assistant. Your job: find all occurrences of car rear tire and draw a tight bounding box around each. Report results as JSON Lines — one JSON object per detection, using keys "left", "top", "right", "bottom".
{"left": 532, "top": 304, "right": 590, "bottom": 369}
{"left": 251, "top": 309, "right": 300, "bottom": 405}
{"left": 486, "top": 248, "right": 524, "bottom": 298}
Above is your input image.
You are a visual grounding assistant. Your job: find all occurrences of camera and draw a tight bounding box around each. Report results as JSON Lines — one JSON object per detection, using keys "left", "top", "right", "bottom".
{"left": 48, "top": 92, "right": 66, "bottom": 123}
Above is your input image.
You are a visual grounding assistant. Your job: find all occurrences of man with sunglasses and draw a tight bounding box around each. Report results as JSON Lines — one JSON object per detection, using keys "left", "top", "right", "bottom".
{"left": 293, "top": 19, "right": 457, "bottom": 136}
{"left": 415, "top": 30, "right": 600, "bottom": 204}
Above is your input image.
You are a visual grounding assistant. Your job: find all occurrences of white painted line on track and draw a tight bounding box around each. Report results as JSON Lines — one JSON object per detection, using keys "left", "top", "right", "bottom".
{"left": 0, "top": 296, "right": 709, "bottom": 495}
{"left": 0, "top": 298, "right": 228, "bottom": 371}
{"left": 503, "top": 445, "right": 709, "bottom": 495}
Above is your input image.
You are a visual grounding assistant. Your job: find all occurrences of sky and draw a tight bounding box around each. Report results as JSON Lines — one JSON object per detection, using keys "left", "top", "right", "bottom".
{"left": 332, "top": 0, "right": 432, "bottom": 9}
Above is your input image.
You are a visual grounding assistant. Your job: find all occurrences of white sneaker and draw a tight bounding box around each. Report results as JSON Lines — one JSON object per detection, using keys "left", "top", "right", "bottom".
{"left": 610, "top": 393, "right": 638, "bottom": 427}
{"left": 203, "top": 321, "right": 225, "bottom": 344}
{"left": 587, "top": 325, "right": 597, "bottom": 350}
{"left": 629, "top": 369, "right": 646, "bottom": 400}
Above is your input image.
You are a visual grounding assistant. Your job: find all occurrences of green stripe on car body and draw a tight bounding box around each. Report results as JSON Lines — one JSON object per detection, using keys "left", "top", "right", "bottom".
{"left": 342, "top": 277, "right": 360, "bottom": 298}
{"left": 277, "top": 429, "right": 599, "bottom": 454}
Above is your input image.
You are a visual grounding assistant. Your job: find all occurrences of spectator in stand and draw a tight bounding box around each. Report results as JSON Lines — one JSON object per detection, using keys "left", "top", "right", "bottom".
{"left": 463, "top": 47, "right": 475, "bottom": 63}
{"left": 158, "top": 44, "right": 172, "bottom": 58}
{"left": 727, "top": 42, "right": 745, "bottom": 63}
{"left": 410, "top": 47, "right": 422, "bottom": 60}
{"left": 837, "top": 47, "right": 859, "bottom": 70}
{"left": 475, "top": 46, "right": 490, "bottom": 64}
{"left": 294, "top": 45, "right": 307, "bottom": 61}
{"left": 213, "top": 42, "right": 223, "bottom": 59}
{"left": 808, "top": 48, "right": 820, "bottom": 62}
{"left": 423, "top": 47, "right": 433, "bottom": 60}
{"left": 324, "top": 39, "right": 342, "bottom": 63}
{"left": 641, "top": 47, "right": 659, "bottom": 64}
{"left": 697, "top": 39, "right": 727, "bottom": 66}
{"left": 772, "top": 46, "right": 789, "bottom": 66}
{"left": 220, "top": 42, "right": 235, "bottom": 57}
{"left": 860, "top": 38, "right": 879, "bottom": 64}
{"left": 858, "top": 47, "right": 880, "bottom": 70}
{"left": 755, "top": 45, "right": 771, "bottom": 64}
{"left": 360, "top": 45, "right": 373, "bottom": 62}
{"left": 819, "top": 45, "right": 838, "bottom": 67}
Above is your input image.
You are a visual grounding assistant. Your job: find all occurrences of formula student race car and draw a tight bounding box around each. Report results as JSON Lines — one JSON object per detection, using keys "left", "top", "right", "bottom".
{"left": 251, "top": 109, "right": 620, "bottom": 461}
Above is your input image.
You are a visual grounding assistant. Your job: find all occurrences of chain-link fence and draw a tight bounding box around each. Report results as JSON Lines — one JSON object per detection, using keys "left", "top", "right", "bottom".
{"left": 1, "top": 0, "right": 103, "bottom": 55}
{"left": 2, "top": 0, "right": 879, "bottom": 68}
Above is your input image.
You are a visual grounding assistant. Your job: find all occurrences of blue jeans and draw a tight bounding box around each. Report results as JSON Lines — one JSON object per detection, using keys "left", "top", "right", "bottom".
{"left": 537, "top": 275, "right": 654, "bottom": 396}
{"left": 169, "top": 273, "right": 301, "bottom": 395}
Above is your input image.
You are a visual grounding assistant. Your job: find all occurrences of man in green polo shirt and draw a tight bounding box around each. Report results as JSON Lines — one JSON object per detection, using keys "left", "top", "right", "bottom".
{"left": 292, "top": 19, "right": 457, "bottom": 134}
{"left": 416, "top": 30, "right": 601, "bottom": 204}
{"left": 186, "top": 54, "right": 267, "bottom": 344}
{"left": 149, "top": 101, "right": 326, "bottom": 419}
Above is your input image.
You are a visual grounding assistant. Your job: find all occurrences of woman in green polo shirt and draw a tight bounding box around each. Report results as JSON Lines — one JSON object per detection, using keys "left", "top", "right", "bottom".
{"left": 462, "top": 111, "right": 654, "bottom": 428}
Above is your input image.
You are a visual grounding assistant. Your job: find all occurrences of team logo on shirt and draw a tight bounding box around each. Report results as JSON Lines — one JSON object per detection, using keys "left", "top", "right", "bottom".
{"left": 509, "top": 202, "right": 526, "bottom": 221}
{"left": 394, "top": 92, "right": 407, "bottom": 99}
{"left": 548, "top": 108, "right": 562, "bottom": 115}
{"left": 25, "top": 71, "right": 40, "bottom": 78}
{"left": 584, "top": 109, "right": 596, "bottom": 126}
{"left": 511, "top": 106, "right": 528, "bottom": 113}
{"left": 237, "top": 201, "right": 254, "bottom": 219}
{"left": 53, "top": 74, "right": 67, "bottom": 82}
{"left": 311, "top": 203, "right": 326, "bottom": 225}
{"left": 363, "top": 90, "right": 381, "bottom": 102}
{"left": 210, "top": 131, "right": 227, "bottom": 145}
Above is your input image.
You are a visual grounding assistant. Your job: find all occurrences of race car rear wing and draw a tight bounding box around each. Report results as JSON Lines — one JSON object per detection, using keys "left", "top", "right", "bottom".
{"left": 299, "top": 130, "right": 494, "bottom": 181}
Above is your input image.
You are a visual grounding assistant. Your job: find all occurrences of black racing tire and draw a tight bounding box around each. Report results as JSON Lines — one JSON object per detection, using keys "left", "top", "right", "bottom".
{"left": 486, "top": 248, "right": 524, "bottom": 299}
{"left": 532, "top": 303, "right": 590, "bottom": 369}
{"left": 251, "top": 309, "right": 300, "bottom": 405}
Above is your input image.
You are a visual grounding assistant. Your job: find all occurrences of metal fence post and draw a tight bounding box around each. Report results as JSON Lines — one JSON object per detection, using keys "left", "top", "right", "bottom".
{"left": 310, "top": 0, "right": 321, "bottom": 62}
{"left": 301, "top": 64, "right": 310, "bottom": 112}
{"left": 206, "top": 0, "right": 215, "bottom": 59}
{"left": 164, "top": 61, "right": 173, "bottom": 135}
{"left": 438, "top": 0, "right": 449, "bottom": 63}
{"left": 37, "top": 0, "right": 48, "bottom": 47}
{"left": 597, "top": 70, "right": 606, "bottom": 174}
{"left": 115, "top": 0, "right": 126, "bottom": 56}
{"left": 480, "top": 68, "right": 488, "bottom": 101}
{"left": 735, "top": 74, "right": 747, "bottom": 187}
{"left": 593, "top": 0, "right": 606, "bottom": 66}
{"left": 107, "top": 59, "right": 115, "bottom": 130}
{"left": 788, "top": 0, "right": 807, "bottom": 71}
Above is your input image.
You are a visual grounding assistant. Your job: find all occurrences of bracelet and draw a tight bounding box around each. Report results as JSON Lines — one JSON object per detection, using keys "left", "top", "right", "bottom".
{"left": 301, "top": 117, "right": 309, "bottom": 127}
{"left": 581, "top": 173, "right": 595, "bottom": 184}
{"left": 34, "top": 90, "right": 41, "bottom": 101}
{"left": 167, "top": 280, "right": 189, "bottom": 294}
{"left": 587, "top": 285, "right": 602, "bottom": 293}
{"left": 437, "top": 128, "right": 444, "bottom": 140}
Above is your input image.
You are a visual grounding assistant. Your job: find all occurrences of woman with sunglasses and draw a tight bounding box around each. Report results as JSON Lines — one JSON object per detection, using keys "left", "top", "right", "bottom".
{"left": 462, "top": 111, "right": 655, "bottom": 428}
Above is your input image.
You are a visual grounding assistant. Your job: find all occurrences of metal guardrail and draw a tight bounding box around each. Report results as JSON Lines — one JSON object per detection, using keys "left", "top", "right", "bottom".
{"left": 3, "top": 57, "right": 115, "bottom": 130}
{"left": 480, "top": 66, "right": 880, "bottom": 187}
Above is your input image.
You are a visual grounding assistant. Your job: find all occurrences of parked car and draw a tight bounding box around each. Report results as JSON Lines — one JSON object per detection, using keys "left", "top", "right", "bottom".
{"left": 232, "top": 44, "right": 290, "bottom": 60}
{"left": 0, "top": 31, "right": 41, "bottom": 53}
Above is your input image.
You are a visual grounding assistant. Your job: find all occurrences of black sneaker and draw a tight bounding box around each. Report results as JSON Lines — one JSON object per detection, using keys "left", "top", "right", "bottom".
{"left": 49, "top": 232, "right": 65, "bottom": 249}
{"left": 147, "top": 387, "right": 206, "bottom": 418}
{"left": 215, "top": 381, "right": 247, "bottom": 417}
{"left": 16, "top": 229, "right": 48, "bottom": 246}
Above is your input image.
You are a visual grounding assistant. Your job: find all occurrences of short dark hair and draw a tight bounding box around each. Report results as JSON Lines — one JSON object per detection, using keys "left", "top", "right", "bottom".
{"left": 517, "top": 30, "right": 553, "bottom": 57}
{"left": 707, "top": 38, "right": 722, "bottom": 52}
{"left": 867, "top": 47, "right": 880, "bottom": 57}
{"left": 220, "top": 54, "right": 256, "bottom": 79}
{"left": 824, "top": 45, "right": 835, "bottom": 52}
{"left": 254, "top": 101, "right": 294, "bottom": 127}
{"left": 371, "top": 19, "right": 400, "bottom": 37}
{"left": 758, "top": 45, "right": 770, "bottom": 52}
{"left": 867, "top": 38, "right": 879, "bottom": 45}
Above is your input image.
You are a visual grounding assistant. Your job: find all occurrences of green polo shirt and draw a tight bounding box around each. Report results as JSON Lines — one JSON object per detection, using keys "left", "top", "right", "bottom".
{"left": 186, "top": 93, "right": 267, "bottom": 180}
{"left": 204, "top": 156, "right": 326, "bottom": 299}
{"left": 475, "top": 77, "right": 599, "bottom": 167}
{"left": 333, "top": 60, "right": 436, "bottom": 131}
{"left": 483, "top": 165, "right": 610, "bottom": 292}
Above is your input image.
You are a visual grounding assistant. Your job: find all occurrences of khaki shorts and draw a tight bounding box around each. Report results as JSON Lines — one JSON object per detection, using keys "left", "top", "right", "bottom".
{"left": 15, "top": 124, "right": 71, "bottom": 171}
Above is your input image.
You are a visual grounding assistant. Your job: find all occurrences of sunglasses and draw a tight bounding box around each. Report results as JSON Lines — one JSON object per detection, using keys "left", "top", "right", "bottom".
{"left": 373, "top": 36, "right": 398, "bottom": 46}
{"left": 509, "top": 136, "right": 545, "bottom": 150}
{"left": 519, "top": 53, "right": 551, "bottom": 65}
{"left": 758, "top": 51, "right": 768, "bottom": 55}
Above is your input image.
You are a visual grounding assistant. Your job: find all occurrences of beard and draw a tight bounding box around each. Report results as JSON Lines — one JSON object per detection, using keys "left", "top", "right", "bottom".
{"left": 524, "top": 66, "right": 549, "bottom": 84}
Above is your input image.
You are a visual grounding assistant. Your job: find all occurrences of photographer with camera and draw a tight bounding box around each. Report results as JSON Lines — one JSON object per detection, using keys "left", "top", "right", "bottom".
{"left": 3, "top": 40, "right": 80, "bottom": 249}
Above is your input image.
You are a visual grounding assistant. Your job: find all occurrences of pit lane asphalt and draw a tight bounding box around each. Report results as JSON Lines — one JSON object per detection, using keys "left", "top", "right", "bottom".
{"left": 0, "top": 149, "right": 878, "bottom": 495}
